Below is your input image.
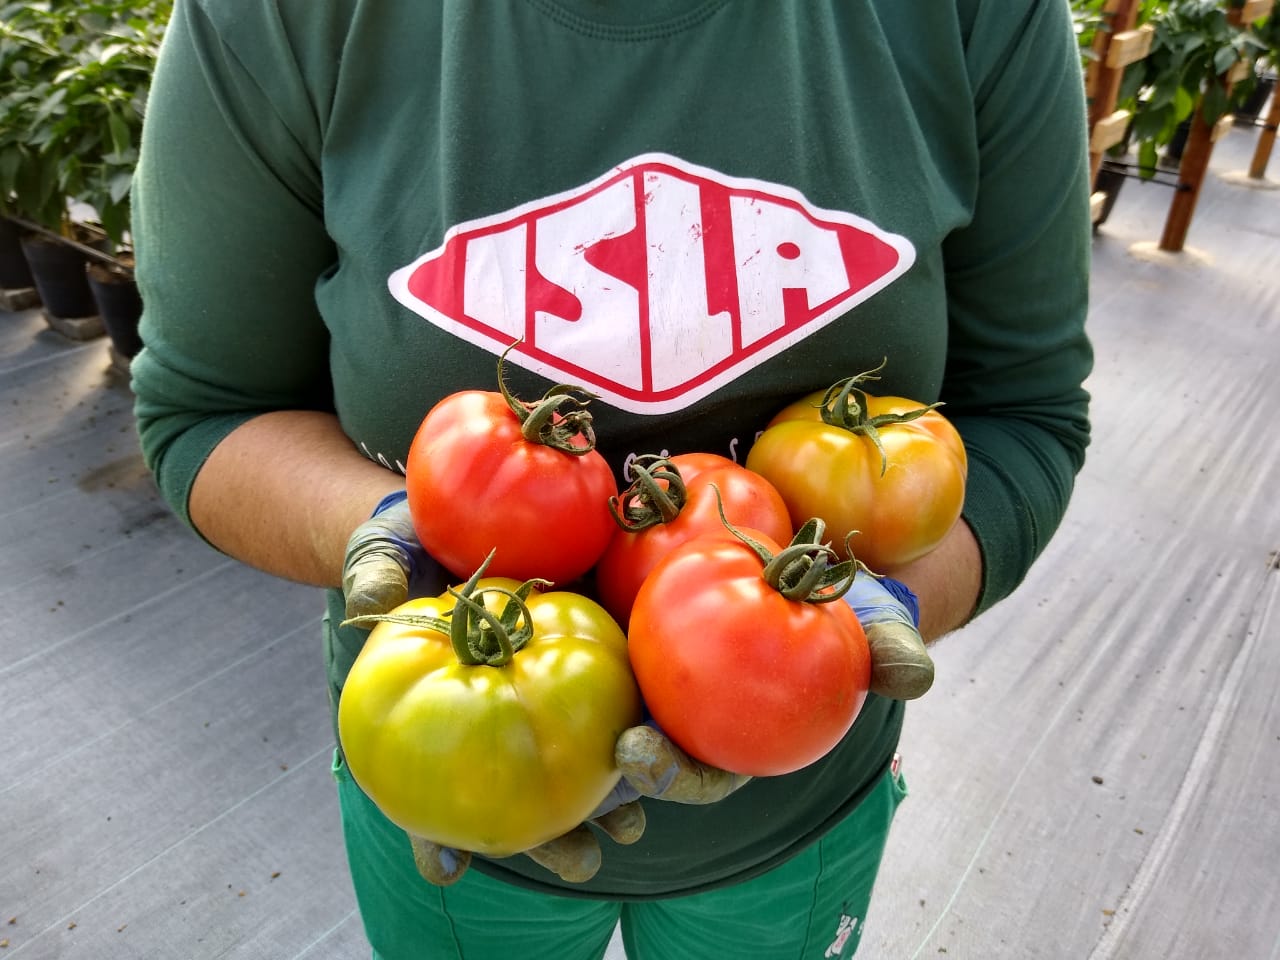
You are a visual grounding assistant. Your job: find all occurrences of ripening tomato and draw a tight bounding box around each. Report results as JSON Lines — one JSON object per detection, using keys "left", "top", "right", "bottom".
{"left": 338, "top": 574, "right": 642, "bottom": 856}
{"left": 746, "top": 374, "right": 967, "bottom": 573}
{"left": 627, "top": 525, "right": 871, "bottom": 777}
{"left": 594, "top": 453, "right": 794, "bottom": 625}
{"left": 405, "top": 366, "right": 617, "bottom": 584}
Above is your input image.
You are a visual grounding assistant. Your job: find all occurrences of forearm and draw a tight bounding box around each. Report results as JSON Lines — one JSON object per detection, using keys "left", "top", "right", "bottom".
{"left": 188, "top": 410, "right": 405, "bottom": 588}
{"left": 889, "top": 519, "right": 981, "bottom": 642}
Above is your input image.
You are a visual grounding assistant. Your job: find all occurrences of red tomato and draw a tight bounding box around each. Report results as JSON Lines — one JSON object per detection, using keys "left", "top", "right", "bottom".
{"left": 405, "top": 374, "right": 617, "bottom": 585}
{"left": 627, "top": 526, "right": 871, "bottom": 777}
{"left": 746, "top": 372, "right": 967, "bottom": 573}
{"left": 594, "top": 453, "right": 794, "bottom": 626}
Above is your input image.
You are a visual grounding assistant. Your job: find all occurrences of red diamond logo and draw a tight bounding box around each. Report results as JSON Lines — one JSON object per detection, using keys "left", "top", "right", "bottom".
{"left": 389, "top": 153, "right": 915, "bottom": 413}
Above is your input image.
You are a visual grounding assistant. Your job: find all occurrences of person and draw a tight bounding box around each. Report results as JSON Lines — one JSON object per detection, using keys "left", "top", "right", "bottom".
{"left": 129, "top": 1, "right": 1094, "bottom": 957}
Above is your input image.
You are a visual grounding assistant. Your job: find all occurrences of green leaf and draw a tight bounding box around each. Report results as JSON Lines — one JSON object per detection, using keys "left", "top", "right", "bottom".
{"left": 1173, "top": 86, "right": 1196, "bottom": 122}
{"left": 1132, "top": 101, "right": 1173, "bottom": 141}
{"left": 108, "top": 169, "right": 131, "bottom": 204}
{"left": 1202, "top": 82, "right": 1228, "bottom": 124}
{"left": 107, "top": 109, "right": 130, "bottom": 154}
{"left": 32, "top": 85, "right": 67, "bottom": 124}
{"left": 1137, "top": 140, "right": 1159, "bottom": 178}
{"left": 1213, "top": 45, "right": 1240, "bottom": 74}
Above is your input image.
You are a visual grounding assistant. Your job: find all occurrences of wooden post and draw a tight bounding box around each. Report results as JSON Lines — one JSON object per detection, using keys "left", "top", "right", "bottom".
{"left": 1157, "top": 1, "right": 1269, "bottom": 250}
{"left": 1159, "top": 108, "right": 1219, "bottom": 251}
{"left": 1086, "top": 0, "right": 1145, "bottom": 187}
{"left": 1248, "top": 84, "right": 1280, "bottom": 180}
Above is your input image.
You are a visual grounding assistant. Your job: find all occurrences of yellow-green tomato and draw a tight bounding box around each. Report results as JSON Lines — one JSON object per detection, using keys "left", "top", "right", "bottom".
{"left": 337, "top": 577, "right": 642, "bottom": 857}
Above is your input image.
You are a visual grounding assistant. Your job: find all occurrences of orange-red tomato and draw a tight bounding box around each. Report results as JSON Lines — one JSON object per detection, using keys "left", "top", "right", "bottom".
{"left": 746, "top": 390, "right": 966, "bottom": 573}
{"left": 627, "top": 530, "right": 871, "bottom": 777}
{"left": 594, "top": 453, "right": 793, "bottom": 626}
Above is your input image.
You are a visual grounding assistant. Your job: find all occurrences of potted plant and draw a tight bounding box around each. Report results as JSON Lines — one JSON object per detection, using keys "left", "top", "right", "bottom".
{"left": 0, "top": 215, "right": 39, "bottom": 309}
{"left": 1, "top": 1, "right": 103, "bottom": 328}
{"left": 64, "top": 0, "right": 171, "bottom": 365}
{"left": 1117, "top": 0, "right": 1264, "bottom": 173}
{"left": 0, "top": 0, "right": 169, "bottom": 348}
{"left": 0, "top": 3, "right": 54, "bottom": 309}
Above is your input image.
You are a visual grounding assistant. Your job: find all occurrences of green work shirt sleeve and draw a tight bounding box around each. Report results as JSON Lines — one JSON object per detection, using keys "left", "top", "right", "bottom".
{"left": 129, "top": 0, "right": 338, "bottom": 531}
{"left": 943, "top": 0, "right": 1094, "bottom": 613}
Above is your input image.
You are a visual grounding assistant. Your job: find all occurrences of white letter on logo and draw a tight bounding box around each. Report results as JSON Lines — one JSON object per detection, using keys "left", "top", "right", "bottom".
{"left": 462, "top": 223, "right": 527, "bottom": 343}
{"left": 731, "top": 197, "right": 849, "bottom": 347}
{"left": 535, "top": 179, "right": 642, "bottom": 390}
{"left": 643, "top": 172, "right": 733, "bottom": 391}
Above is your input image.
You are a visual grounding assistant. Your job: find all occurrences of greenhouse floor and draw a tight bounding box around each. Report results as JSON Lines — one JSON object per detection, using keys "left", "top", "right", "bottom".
{"left": 2, "top": 127, "right": 1278, "bottom": 960}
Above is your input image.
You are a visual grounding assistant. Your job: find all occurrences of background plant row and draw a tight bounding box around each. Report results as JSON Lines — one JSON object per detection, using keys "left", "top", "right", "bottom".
{"left": 0, "top": 0, "right": 172, "bottom": 248}
{"left": 1074, "top": 0, "right": 1280, "bottom": 174}
{"left": 1, "top": 0, "right": 1278, "bottom": 254}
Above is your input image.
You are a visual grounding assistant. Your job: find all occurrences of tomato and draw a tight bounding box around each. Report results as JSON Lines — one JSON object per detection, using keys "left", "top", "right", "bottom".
{"left": 594, "top": 453, "right": 794, "bottom": 625}
{"left": 338, "top": 570, "right": 642, "bottom": 856}
{"left": 405, "top": 358, "right": 617, "bottom": 584}
{"left": 627, "top": 523, "right": 871, "bottom": 777}
{"left": 745, "top": 371, "right": 967, "bottom": 573}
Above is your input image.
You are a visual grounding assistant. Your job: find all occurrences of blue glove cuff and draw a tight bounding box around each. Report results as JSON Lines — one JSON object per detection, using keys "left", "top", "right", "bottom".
{"left": 347, "top": 490, "right": 427, "bottom": 583}
{"left": 371, "top": 489, "right": 409, "bottom": 517}
{"left": 843, "top": 570, "right": 921, "bottom": 629}
{"left": 876, "top": 575, "right": 921, "bottom": 628}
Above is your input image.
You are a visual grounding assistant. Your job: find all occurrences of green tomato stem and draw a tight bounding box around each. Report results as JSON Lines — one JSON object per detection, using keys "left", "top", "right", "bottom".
{"left": 608, "top": 455, "right": 687, "bottom": 532}
{"left": 495, "top": 341, "right": 600, "bottom": 456}
{"left": 708, "top": 486, "right": 858, "bottom": 603}
{"left": 340, "top": 550, "right": 551, "bottom": 667}
{"left": 816, "top": 360, "right": 942, "bottom": 475}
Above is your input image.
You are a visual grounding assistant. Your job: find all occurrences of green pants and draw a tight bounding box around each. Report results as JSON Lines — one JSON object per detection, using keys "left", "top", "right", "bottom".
{"left": 335, "top": 752, "right": 906, "bottom": 960}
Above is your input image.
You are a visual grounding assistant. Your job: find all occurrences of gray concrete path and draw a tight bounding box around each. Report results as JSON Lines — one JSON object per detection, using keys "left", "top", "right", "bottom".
{"left": 2, "top": 126, "right": 1277, "bottom": 959}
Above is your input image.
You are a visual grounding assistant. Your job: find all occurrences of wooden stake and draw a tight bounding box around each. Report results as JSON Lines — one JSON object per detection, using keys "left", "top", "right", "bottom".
{"left": 1160, "top": 109, "right": 1216, "bottom": 252}
{"left": 1087, "top": 0, "right": 1144, "bottom": 186}
{"left": 1248, "top": 86, "right": 1280, "bottom": 181}
{"left": 1158, "top": 4, "right": 1254, "bottom": 251}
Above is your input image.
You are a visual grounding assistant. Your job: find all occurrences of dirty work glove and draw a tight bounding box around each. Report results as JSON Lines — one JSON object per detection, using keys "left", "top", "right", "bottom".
{"left": 845, "top": 570, "right": 934, "bottom": 700}
{"left": 406, "top": 791, "right": 648, "bottom": 887}
{"left": 342, "top": 490, "right": 432, "bottom": 620}
{"left": 615, "top": 724, "right": 752, "bottom": 804}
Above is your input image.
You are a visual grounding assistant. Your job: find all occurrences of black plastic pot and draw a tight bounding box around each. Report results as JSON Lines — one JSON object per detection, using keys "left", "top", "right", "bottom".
{"left": 0, "top": 217, "right": 37, "bottom": 291}
{"left": 1235, "top": 75, "right": 1277, "bottom": 128}
{"left": 87, "top": 262, "right": 143, "bottom": 358}
{"left": 1093, "top": 165, "right": 1127, "bottom": 228}
{"left": 20, "top": 233, "right": 99, "bottom": 320}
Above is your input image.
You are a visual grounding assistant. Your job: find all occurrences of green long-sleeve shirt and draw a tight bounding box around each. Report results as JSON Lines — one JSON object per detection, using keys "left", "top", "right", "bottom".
{"left": 131, "top": 0, "right": 1093, "bottom": 899}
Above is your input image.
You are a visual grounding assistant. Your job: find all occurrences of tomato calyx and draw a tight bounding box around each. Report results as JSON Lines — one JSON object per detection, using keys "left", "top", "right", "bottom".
{"left": 497, "top": 344, "right": 599, "bottom": 456}
{"left": 816, "top": 361, "right": 941, "bottom": 474}
{"left": 608, "top": 455, "right": 687, "bottom": 532}
{"left": 711, "top": 488, "right": 858, "bottom": 604}
{"left": 342, "top": 552, "right": 552, "bottom": 666}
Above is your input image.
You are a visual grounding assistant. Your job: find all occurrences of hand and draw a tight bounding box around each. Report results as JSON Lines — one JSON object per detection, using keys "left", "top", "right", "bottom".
{"left": 407, "top": 788, "right": 648, "bottom": 887}
{"left": 845, "top": 569, "right": 934, "bottom": 700}
{"left": 342, "top": 494, "right": 750, "bottom": 885}
{"left": 342, "top": 490, "right": 433, "bottom": 620}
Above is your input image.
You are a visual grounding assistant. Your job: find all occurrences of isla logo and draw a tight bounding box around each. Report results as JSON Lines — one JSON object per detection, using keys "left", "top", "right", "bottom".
{"left": 389, "top": 153, "right": 915, "bottom": 414}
